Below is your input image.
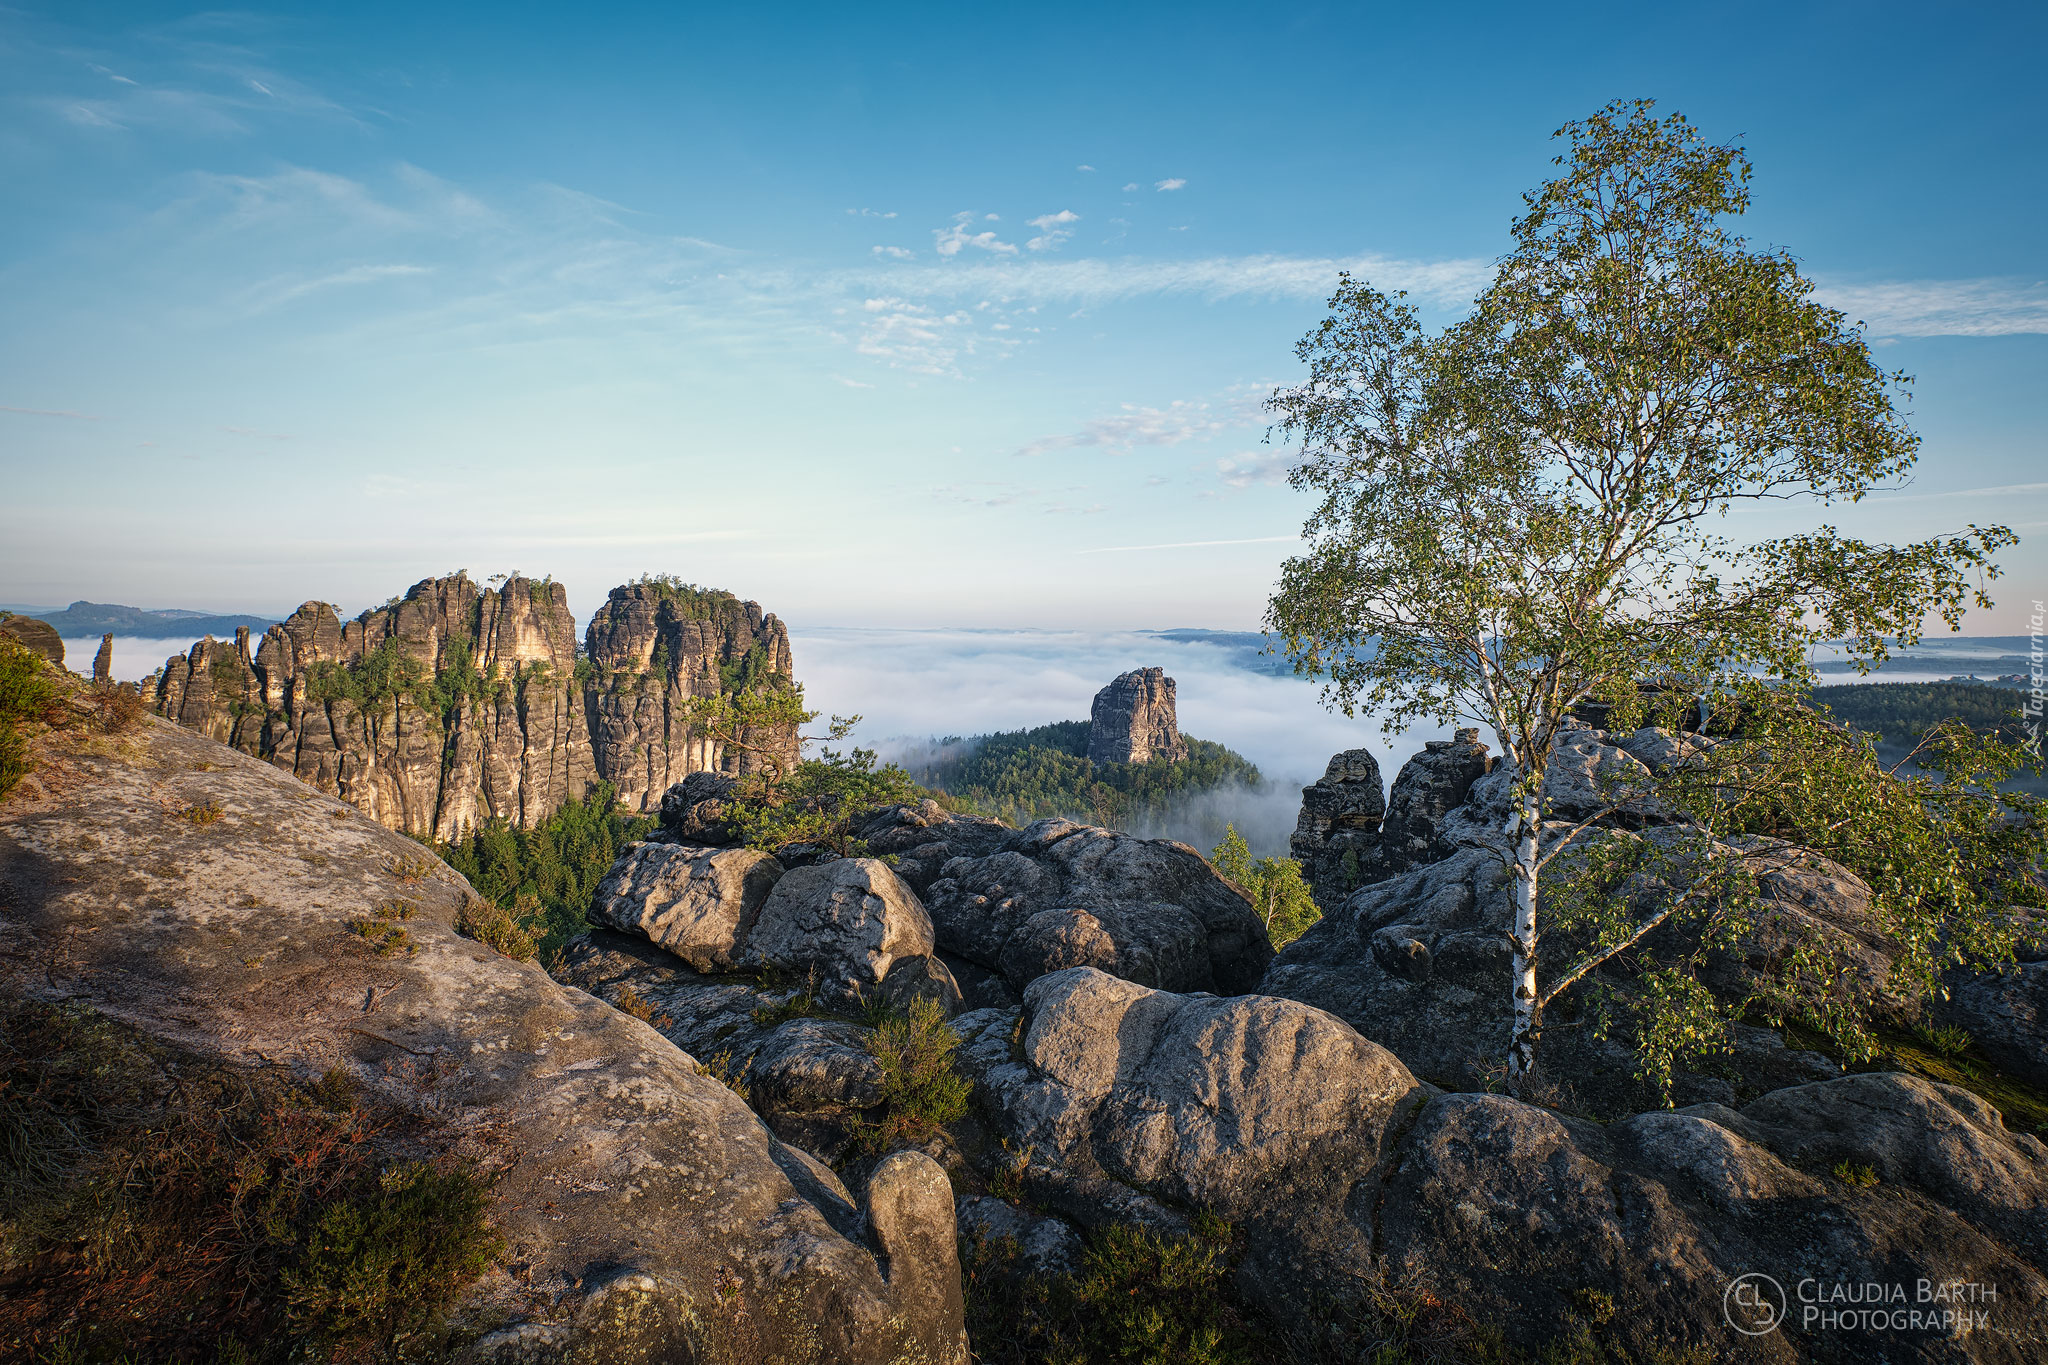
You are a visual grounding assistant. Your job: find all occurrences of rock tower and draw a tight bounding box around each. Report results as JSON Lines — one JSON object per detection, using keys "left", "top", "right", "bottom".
{"left": 146, "top": 573, "right": 797, "bottom": 841}
{"left": 1087, "top": 667, "right": 1187, "bottom": 766}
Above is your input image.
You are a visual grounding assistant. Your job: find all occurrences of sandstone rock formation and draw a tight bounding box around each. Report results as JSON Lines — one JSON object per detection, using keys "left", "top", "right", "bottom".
{"left": 1374, "top": 727, "right": 1494, "bottom": 874}
{"left": 0, "top": 613, "right": 64, "bottom": 667}
{"left": 583, "top": 579, "right": 798, "bottom": 811}
{"left": 909, "top": 815, "right": 1274, "bottom": 997}
{"left": 955, "top": 966, "right": 2048, "bottom": 1361}
{"left": 92, "top": 632, "right": 113, "bottom": 683}
{"left": 147, "top": 573, "right": 799, "bottom": 840}
{"left": 1289, "top": 748, "right": 1386, "bottom": 908}
{"left": 0, "top": 697, "right": 968, "bottom": 1363}
{"left": 590, "top": 841, "right": 783, "bottom": 971}
{"left": 1086, "top": 666, "right": 1186, "bottom": 765}
{"left": 745, "top": 857, "right": 941, "bottom": 1008}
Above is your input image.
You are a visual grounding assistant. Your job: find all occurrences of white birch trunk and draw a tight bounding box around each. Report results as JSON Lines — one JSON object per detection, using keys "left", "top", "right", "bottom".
{"left": 1507, "top": 783, "right": 1543, "bottom": 1083}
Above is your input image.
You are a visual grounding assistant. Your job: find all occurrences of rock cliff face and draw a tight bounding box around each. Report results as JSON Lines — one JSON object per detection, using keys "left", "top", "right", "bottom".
{"left": 582, "top": 580, "right": 797, "bottom": 812}
{"left": 1289, "top": 748, "right": 1386, "bottom": 908}
{"left": 0, "top": 613, "right": 65, "bottom": 667}
{"left": 1, "top": 698, "right": 968, "bottom": 1363}
{"left": 147, "top": 574, "right": 799, "bottom": 840}
{"left": 1086, "top": 667, "right": 1186, "bottom": 766}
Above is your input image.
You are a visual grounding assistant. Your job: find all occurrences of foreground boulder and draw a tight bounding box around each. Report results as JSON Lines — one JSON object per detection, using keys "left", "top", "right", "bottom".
{"left": 957, "top": 968, "right": 2048, "bottom": 1360}
{"left": 590, "top": 841, "right": 782, "bottom": 971}
{"left": 748, "top": 858, "right": 940, "bottom": 1006}
{"left": 0, "top": 711, "right": 968, "bottom": 1363}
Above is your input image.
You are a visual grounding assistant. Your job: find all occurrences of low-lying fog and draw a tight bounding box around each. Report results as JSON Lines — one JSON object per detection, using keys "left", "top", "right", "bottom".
{"left": 790, "top": 627, "right": 1450, "bottom": 858}
{"left": 74, "top": 627, "right": 2018, "bottom": 860}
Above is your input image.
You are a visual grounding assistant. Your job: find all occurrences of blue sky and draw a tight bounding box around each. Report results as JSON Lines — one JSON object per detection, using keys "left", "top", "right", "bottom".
{"left": 3, "top": 1, "right": 2044, "bottom": 631}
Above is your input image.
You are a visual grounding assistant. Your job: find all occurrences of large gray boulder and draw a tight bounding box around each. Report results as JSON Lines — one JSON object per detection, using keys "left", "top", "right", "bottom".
{"left": 590, "top": 840, "right": 783, "bottom": 971}
{"left": 0, "top": 703, "right": 968, "bottom": 1363}
{"left": 1261, "top": 838, "right": 1876, "bottom": 1114}
{"left": 957, "top": 968, "right": 2048, "bottom": 1360}
{"left": 920, "top": 818, "right": 1272, "bottom": 996}
{"left": 747, "top": 857, "right": 937, "bottom": 1006}
{"left": 1373, "top": 728, "right": 1494, "bottom": 877}
{"left": 1941, "top": 959, "right": 2048, "bottom": 1089}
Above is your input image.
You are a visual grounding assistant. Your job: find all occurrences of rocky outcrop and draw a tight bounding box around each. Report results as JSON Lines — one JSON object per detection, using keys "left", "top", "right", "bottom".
{"left": 92, "top": 633, "right": 113, "bottom": 684}
{"left": 956, "top": 967, "right": 2048, "bottom": 1361}
{"left": 1086, "top": 667, "right": 1186, "bottom": 766}
{"left": 583, "top": 580, "right": 798, "bottom": 812}
{"left": 1262, "top": 835, "right": 1889, "bottom": 1112}
{"left": 0, "top": 613, "right": 64, "bottom": 667}
{"left": 0, "top": 697, "right": 968, "bottom": 1363}
{"left": 149, "top": 575, "right": 598, "bottom": 841}
{"left": 147, "top": 574, "right": 798, "bottom": 840}
{"left": 909, "top": 816, "right": 1274, "bottom": 997}
{"left": 746, "top": 858, "right": 941, "bottom": 1008}
{"left": 590, "top": 841, "right": 783, "bottom": 971}
{"left": 1374, "top": 727, "right": 1494, "bottom": 874}
{"left": 1289, "top": 748, "right": 1386, "bottom": 907}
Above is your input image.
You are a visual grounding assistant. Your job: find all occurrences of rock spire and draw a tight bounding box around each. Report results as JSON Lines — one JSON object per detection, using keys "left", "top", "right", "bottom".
{"left": 1087, "top": 667, "right": 1187, "bottom": 766}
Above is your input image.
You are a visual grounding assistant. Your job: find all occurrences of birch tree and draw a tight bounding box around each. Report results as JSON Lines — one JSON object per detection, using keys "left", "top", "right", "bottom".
{"left": 1264, "top": 100, "right": 2019, "bottom": 1085}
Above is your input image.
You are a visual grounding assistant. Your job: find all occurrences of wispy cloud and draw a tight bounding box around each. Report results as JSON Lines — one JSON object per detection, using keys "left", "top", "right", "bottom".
{"left": 934, "top": 211, "right": 1017, "bottom": 257}
{"left": 1865, "top": 480, "right": 2048, "bottom": 503}
{"left": 1816, "top": 278, "right": 2048, "bottom": 337}
{"left": 239, "top": 262, "right": 432, "bottom": 312}
{"left": 1, "top": 404, "right": 102, "bottom": 419}
{"left": 1077, "top": 535, "right": 1298, "bottom": 554}
{"left": 1076, "top": 164, "right": 1096, "bottom": 172}
{"left": 1026, "top": 209, "right": 1080, "bottom": 252}
{"left": 1017, "top": 399, "right": 1239, "bottom": 457}
{"left": 846, "top": 208, "right": 898, "bottom": 219}
{"left": 1155, "top": 178, "right": 1187, "bottom": 191}
{"left": 1214, "top": 449, "right": 1300, "bottom": 487}
{"left": 839, "top": 251, "right": 1492, "bottom": 307}
{"left": 871, "top": 245, "right": 915, "bottom": 260}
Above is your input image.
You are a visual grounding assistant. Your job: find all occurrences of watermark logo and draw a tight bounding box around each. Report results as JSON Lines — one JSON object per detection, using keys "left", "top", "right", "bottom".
{"left": 1723, "top": 1273, "right": 1999, "bottom": 1336}
{"left": 2027, "top": 600, "right": 2044, "bottom": 750}
{"left": 1724, "top": 1272, "right": 1786, "bottom": 1335}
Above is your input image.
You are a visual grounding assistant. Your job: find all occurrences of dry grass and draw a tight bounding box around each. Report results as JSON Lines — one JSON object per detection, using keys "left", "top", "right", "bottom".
{"left": 179, "top": 800, "right": 226, "bottom": 825}
{"left": 454, "top": 895, "right": 538, "bottom": 962}
{"left": 613, "top": 983, "right": 673, "bottom": 1031}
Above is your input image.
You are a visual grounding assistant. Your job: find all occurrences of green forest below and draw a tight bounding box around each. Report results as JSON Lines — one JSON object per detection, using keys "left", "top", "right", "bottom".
{"left": 905, "top": 719, "right": 1264, "bottom": 830}
{"left": 1811, "top": 681, "right": 2042, "bottom": 796}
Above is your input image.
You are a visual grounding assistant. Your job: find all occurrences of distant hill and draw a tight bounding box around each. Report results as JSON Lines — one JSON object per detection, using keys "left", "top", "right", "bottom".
{"left": 31, "top": 601, "right": 278, "bottom": 638}
{"left": 904, "top": 717, "right": 1264, "bottom": 834}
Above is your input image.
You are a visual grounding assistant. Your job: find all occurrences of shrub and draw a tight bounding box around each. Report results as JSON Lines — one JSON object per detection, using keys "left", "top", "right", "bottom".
{"left": 345, "top": 900, "right": 417, "bottom": 957}
{"left": 856, "top": 997, "right": 972, "bottom": 1154}
{"left": 90, "top": 681, "right": 146, "bottom": 735}
{"left": 0, "top": 1000, "right": 500, "bottom": 1361}
{"left": 1832, "top": 1160, "right": 1880, "bottom": 1188}
{"left": 963, "top": 1221, "right": 1254, "bottom": 1365}
{"left": 455, "top": 894, "right": 539, "bottom": 962}
{"left": 692, "top": 1049, "right": 753, "bottom": 1103}
{"left": 279, "top": 1161, "right": 502, "bottom": 1348}
{"left": 724, "top": 748, "right": 933, "bottom": 855}
{"left": 1210, "top": 826, "right": 1320, "bottom": 948}
{"left": 179, "top": 799, "right": 226, "bottom": 825}
{"left": 0, "top": 636, "right": 61, "bottom": 800}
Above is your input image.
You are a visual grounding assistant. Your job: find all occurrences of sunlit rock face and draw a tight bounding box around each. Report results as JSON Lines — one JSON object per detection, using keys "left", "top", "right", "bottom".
{"left": 1087, "top": 666, "right": 1187, "bottom": 766}
{"left": 146, "top": 574, "right": 797, "bottom": 839}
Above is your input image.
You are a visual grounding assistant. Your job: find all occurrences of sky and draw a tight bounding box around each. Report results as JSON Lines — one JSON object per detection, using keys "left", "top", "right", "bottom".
{"left": 2, "top": 1, "right": 2045, "bottom": 635}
